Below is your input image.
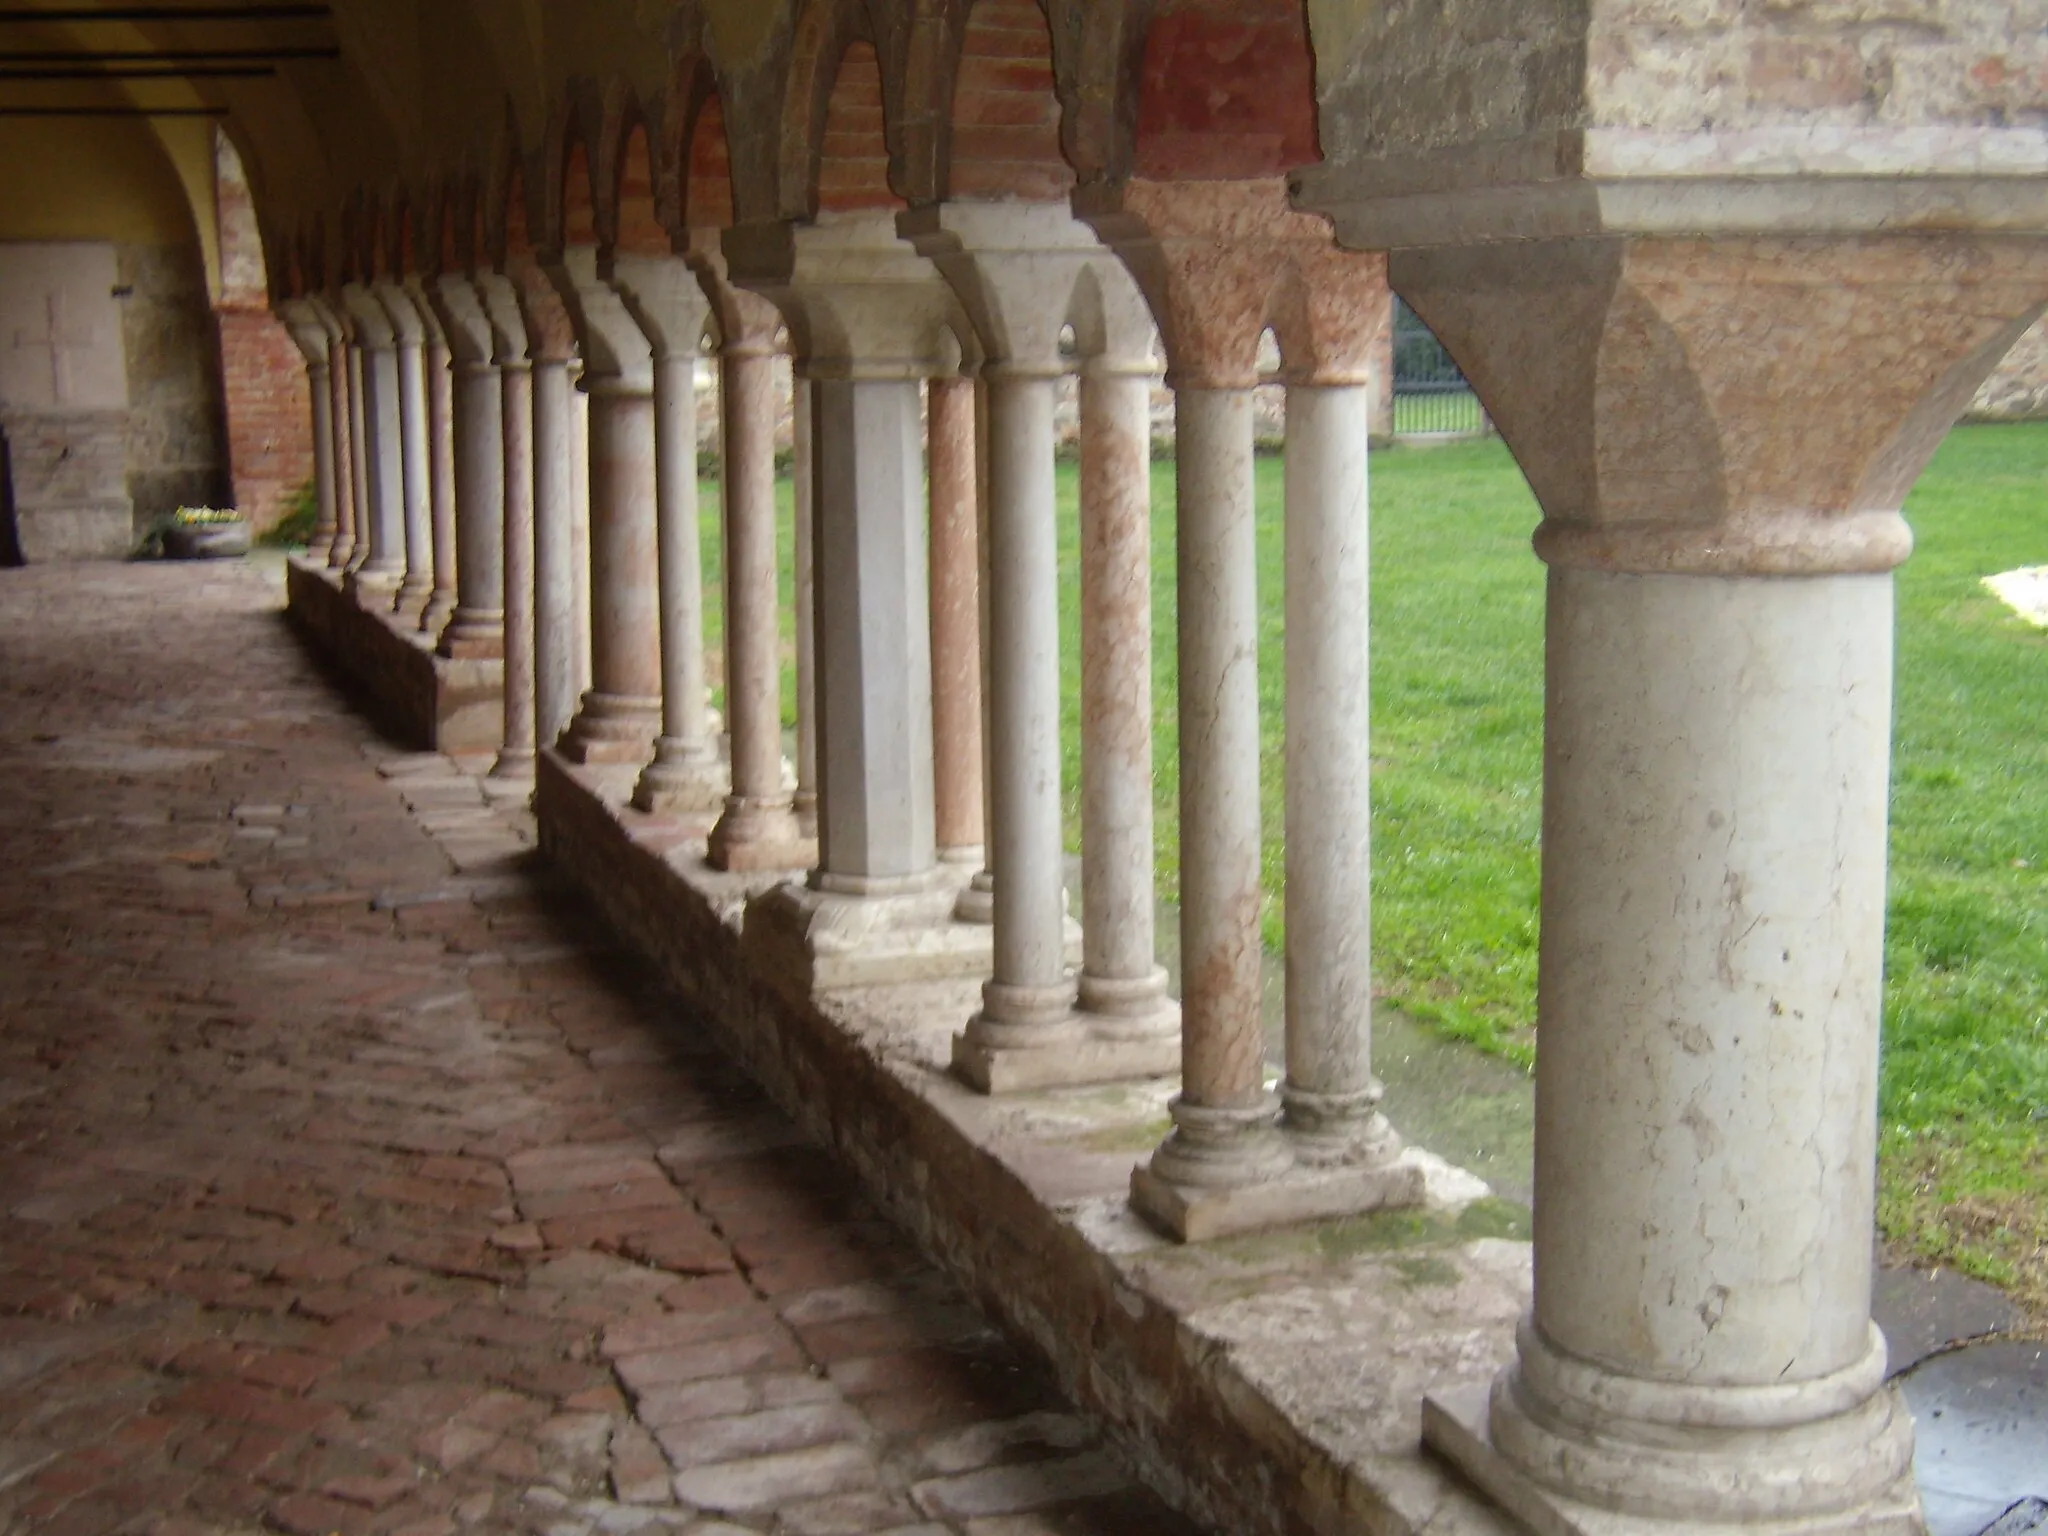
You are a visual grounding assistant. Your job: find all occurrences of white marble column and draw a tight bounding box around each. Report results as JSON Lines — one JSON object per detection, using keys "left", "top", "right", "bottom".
{"left": 706, "top": 304, "right": 809, "bottom": 868}
{"left": 491, "top": 358, "right": 537, "bottom": 784}
{"left": 1074, "top": 360, "right": 1173, "bottom": 1035}
{"left": 791, "top": 373, "right": 819, "bottom": 840}
{"left": 378, "top": 286, "right": 434, "bottom": 622}
{"left": 531, "top": 357, "right": 579, "bottom": 749}
{"left": 1280, "top": 382, "right": 1397, "bottom": 1165}
{"left": 570, "top": 378, "right": 594, "bottom": 699}
{"left": 926, "top": 373, "right": 985, "bottom": 876}
{"left": 421, "top": 329, "right": 458, "bottom": 635}
{"left": 958, "top": 365, "right": 1076, "bottom": 1056}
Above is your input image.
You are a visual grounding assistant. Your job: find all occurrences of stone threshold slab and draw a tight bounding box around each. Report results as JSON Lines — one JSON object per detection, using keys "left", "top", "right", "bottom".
{"left": 286, "top": 557, "right": 503, "bottom": 754}
{"left": 533, "top": 747, "right": 1531, "bottom": 1536}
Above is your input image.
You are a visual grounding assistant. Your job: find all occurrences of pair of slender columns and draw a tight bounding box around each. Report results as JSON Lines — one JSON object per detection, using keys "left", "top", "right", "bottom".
{"left": 339, "top": 287, "right": 405, "bottom": 596}
{"left": 278, "top": 300, "right": 339, "bottom": 565}
{"left": 377, "top": 286, "right": 436, "bottom": 623}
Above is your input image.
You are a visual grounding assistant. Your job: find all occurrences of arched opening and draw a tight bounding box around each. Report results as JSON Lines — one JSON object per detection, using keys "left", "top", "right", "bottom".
{"left": 616, "top": 122, "right": 667, "bottom": 256}
{"left": 684, "top": 93, "right": 735, "bottom": 231}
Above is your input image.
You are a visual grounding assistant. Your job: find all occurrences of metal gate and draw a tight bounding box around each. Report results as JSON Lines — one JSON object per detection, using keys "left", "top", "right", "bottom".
{"left": 1393, "top": 298, "right": 1484, "bottom": 437}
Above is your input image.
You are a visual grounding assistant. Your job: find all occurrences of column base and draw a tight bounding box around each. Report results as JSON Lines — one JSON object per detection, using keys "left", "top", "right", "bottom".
{"left": 707, "top": 798, "right": 817, "bottom": 873}
{"left": 392, "top": 576, "right": 433, "bottom": 623}
{"left": 560, "top": 692, "right": 661, "bottom": 765}
{"left": 344, "top": 567, "right": 402, "bottom": 606}
{"left": 419, "top": 590, "right": 456, "bottom": 636}
{"left": 793, "top": 789, "right": 818, "bottom": 840}
{"left": 631, "top": 737, "right": 728, "bottom": 815}
{"left": 951, "top": 1021, "right": 1179, "bottom": 1095}
{"left": 743, "top": 872, "right": 995, "bottom": 992}
{"left": 1131, "top": 1148, "right": 1427, "bottom": 1243}
{"left": 1421, "top": 1379, "right": 1922, "bottom": 1536}
{"left": 487, "top": 748, "right": 536, "bottom": 790}
{"left": 953, "top": 867, "right": 994, "bottom": 924}
{"left": 436, "top": 610, "right": 504, "bottom": 661}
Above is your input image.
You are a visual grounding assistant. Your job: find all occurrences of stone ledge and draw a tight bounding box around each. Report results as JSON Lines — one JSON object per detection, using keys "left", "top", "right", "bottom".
{"left": 534, "top": 746, "right": 1531, "bottom": 1536}
{"left": 286, "top": 556, "right": 503, "bottom": 753}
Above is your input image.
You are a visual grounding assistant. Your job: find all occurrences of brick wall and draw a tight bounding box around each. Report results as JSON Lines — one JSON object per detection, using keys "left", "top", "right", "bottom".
{"left": 950, "top": 0, "right": 1073, "bottom": 201}
{"left": 217, "top": 304, "right": 313, "bottom": 531}
{"left": 818, "top": 42, "right": 903, "bottom": 212}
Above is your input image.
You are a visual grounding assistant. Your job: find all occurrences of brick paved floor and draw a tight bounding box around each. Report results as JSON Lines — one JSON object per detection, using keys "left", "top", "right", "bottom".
{"left": 0, "top": 558, "right": 1201, "bottom": 1536}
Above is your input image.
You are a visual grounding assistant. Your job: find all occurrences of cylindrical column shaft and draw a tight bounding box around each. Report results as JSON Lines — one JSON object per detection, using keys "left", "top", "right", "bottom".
{"left": 1147, "top": 386, "right": 1288, "bottom": 1189}
{"left": 344, "top": 344, "right": 371, "bottom": 573}
{"left": 492, "top": 363, "right": 537, "bottom": 781}
{"left": 437, "top": 361, "right": 505, "bottom": 660}
{"left": 927, "top": 374, "right": 984, "bottom": 868}
{"left": 1485, "top": 565, "right": 1911, "bottom": 1521}
{"left": 1280, "top": 383, "right": 1390, "bottom": 1162}
{"left": 1076, "top": 368, "right": 1170, "bottom": 1029}
{"left": 357, "top": 344, "right": 406, "bottom": 587}
{"left": 969, "top": 371, "right": 1073, "bottom": 1038}
{"left": 531, "top": 359, "right": 578, "bottom": 748}
{"left": 421, "top": 339, "right": 458, "bottom": 634}
{"left": 392, "top": 336, "right": 433, "bottom": 618}
{"left": 707, "top": 343, "right": 807, "bottom": 867}
{"left": 326, "top": 341, "right": 356, "bottom": 570}
{"left": 571, "top": 382, "right": 593, "bottom": 697}
{"left": 791, "top": 374, "right": 819, "bottom": 838}
{"left": 561, "top": 383, "right": 662, "bottom": 763}
{"left": 304, "top": 360, "right": 337, "bottom": 563}
{"left": 634, "top": 350, "right": 724, "bottom": 811}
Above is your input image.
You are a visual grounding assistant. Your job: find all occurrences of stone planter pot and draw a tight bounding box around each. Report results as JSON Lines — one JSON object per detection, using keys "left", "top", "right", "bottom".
{"left": 162, "top": 521, "right": 252, "bottom": 560}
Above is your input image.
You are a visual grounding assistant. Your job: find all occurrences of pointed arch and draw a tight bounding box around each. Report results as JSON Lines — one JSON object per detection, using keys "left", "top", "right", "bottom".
{"left": 945, "top": 0, "right": 1072, "bottom": 201}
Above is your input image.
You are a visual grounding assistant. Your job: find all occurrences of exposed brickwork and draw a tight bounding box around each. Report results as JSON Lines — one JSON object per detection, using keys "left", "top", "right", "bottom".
{"left": 817, "top": 42, "right": 905, "bottom": 214}
{"left": 616, "top": 125, "right": 669, "bottom": 255}
{"left": 563, "top": 141, "right": 599, "bottom": 249}
{"left": 0, "top": 554, "right": 1199, "bottom": 1536}
{"left": 1133, "top": 0, "right": 1320, "bottom": 180}
{"left": 218, "top": 307, "right": 314, "bottom": 532}
{"left": 686, "top": 95, "right": 736, "bottom": 231}
{"left": 949, "top": 0, "right": 1073, "bottom": 202}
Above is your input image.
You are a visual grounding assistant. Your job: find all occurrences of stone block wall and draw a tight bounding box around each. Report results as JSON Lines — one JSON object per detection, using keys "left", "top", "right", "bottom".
{"left": 120, "top": 242, "right": 228, "bottom": 530}
{"left": 0, "top": 409, "right": 130, "bottom": 560}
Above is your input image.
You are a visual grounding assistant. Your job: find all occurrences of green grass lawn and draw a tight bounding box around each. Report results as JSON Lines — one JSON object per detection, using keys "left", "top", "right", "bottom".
{"left": 702, "top": 421, "right": 2046, "bottom": 1314}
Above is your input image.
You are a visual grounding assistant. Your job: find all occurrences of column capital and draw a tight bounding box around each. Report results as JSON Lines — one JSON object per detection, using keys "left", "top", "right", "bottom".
{"left": 276, "top": 297, "right": 331, "bottom": 371}
{"left": 1393, "top": 233, "right": 2048, "bottom": 578}
{"left": 505, "top": 258, "right": 579, "bottom": 368}
{"left": 688, "top": 235, "right": 785, "bottom": 359}
{"left": 610, "top": 250, "right": 713, "bottom": 365}
{"left": 339, "top": 281, "right": 397, "bottom": 351}
{"left": 1077, "top": 177, "right": 1378, "bottom": 390}
{"left": 724, "top": 211, "right": 970, "bottom": 381}
{"left": 544, "top": 248, "right": 651, "bottom": 389}
{"left": 899, "top": 201, "right": 1153, "bottom": 378}
{"left": 370, "top": 279, "right": 428, "bottom": 348}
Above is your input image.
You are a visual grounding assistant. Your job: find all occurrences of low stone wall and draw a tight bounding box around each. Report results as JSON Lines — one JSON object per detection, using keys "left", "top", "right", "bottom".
{"left": 285, "top": 556, "right": 504, "bottom": 754}
{"left": 534, "top": 748, "right": 1527, "bottom": 1536}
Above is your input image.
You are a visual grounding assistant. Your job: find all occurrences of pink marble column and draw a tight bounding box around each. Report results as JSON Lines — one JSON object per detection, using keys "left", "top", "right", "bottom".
{"left": 707, "top": 312, "right": 810, "bottom": 869}
{"left": 927, "top": 373, "right": 985, "bottom": 876}
{"left": 491, "top": 360, "right": 537, "bottom": 784}
{"left": 560, "top": 378, "right": 662, "bottom": 764}
{"left": 325, "top": 333, "right": 357, "bottom": 571}
{"left": 791, "top": 374, "right": 819, "bottom": 840}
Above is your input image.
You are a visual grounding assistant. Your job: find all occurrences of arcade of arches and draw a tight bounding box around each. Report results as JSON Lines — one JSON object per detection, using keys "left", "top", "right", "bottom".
{"left": 8, "top": 2, "right": 2048, "bottom": 1533}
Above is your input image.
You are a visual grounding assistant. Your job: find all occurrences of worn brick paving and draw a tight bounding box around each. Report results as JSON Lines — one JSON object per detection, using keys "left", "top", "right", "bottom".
{"left": 0, "top": 558, "right": 1200, "bottom": 1536}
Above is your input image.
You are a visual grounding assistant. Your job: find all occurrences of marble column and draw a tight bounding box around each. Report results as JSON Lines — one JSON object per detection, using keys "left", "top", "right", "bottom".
{"left": 428, "top": 275, "right": 507, "bottom": 662}
{"left": 570, "top": 378, "right": 594, "bottom": 699}
{"left": 421, "top": 327, "right": 458, "bottom": 635}
{"left": 343, "top": 340, "right": 370, "bottom": 573}
{"left": 1154, "top": 383, "right": 1288, "bottom": 1187}
{"left": 951, "top": 374, "right": 997, "bottom": 926}
{"left": 1280, "top": 380, "right": 1396, "bottom": 1165}
{"left": 531, "top": 357, "right": 579, "bottom": 749}
{"left": 791, "top": 374, "right": 819, "bottom": 839}
{"left": 323, "top": 324, "right": 357, "bottom": 571}
{"left": 706, "top": 294, "right": 809, "bottom": 868}
{"left": 492, "top": 358, "right": 537, "bottom": 784}
{"left": 926, "top": 373, "right": 985, "bottom": 875}
{"left": 549, "top": 256, "right": 662, "bottom": 766}
{"left": 341, "top": 286, "right": 405, "bottom": 597}
{"left": 958, "top": 362, "right": 1076, "bottom": 1061}
{"left": 612, "top": 255, "right": 723, "bottom": 812}
{"left": 1390, "top": 234, "right": 2048, "bottom": 1536}
{"left": 1074, "top": 358, "right": 1173, "bottom": 1036}
{"left": 378, "top": 285, "right": 435, "bottom": 622}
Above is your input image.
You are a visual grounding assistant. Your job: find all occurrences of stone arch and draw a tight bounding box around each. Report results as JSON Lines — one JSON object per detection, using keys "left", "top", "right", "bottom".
{"left": 944, "top": 0, "right": 1071, "bottom": 202}
{"left": 681, "top": 84, "right": 737, "bottom": 232}
{"left": 1063, "top": 256, "right": 1155, "bottom": 369}
{"left": 547, "top": 93, "right": 604, "bottom": 256}
{"left": 778, "top": 0, "right": 877, "bottom": 220}
{"left": 817, "top": 38, "right": 904, "bottom": 213}
{"left": 596, "top": 80, "right": 667, "bottom": 255}
{"left": 1131, "top": 0, "right": 1318, "bottom": 181}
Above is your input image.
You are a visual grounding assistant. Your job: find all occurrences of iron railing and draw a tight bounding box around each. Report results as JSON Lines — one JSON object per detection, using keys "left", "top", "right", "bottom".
{"left": 1393, "top": 298, "right": 1485, "bottom": 437}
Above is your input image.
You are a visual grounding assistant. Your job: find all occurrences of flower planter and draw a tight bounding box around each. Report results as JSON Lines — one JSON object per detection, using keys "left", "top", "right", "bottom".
{"left": 162, "top": 520, "right": 252, "bottom": 560}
